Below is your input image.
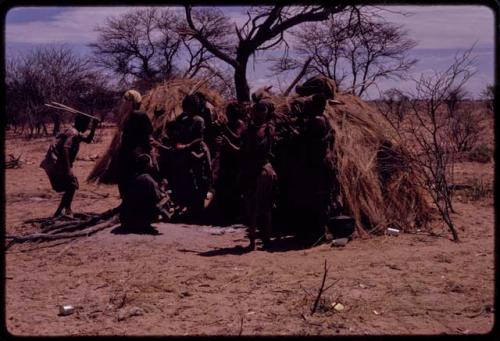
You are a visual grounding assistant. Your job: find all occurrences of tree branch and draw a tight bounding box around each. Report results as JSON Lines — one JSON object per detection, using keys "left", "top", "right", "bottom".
{"left": 184, "top": 5, "right": 238, "bottom": 68}
{"left": 284, "top": 57, "right": 312, "bottom": 95}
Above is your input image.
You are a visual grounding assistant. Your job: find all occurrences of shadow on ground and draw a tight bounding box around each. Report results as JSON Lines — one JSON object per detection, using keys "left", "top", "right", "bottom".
{"left": 110, "top": 224, "right": 163, "bottom": 236}
{"left": 197, "top": 235, "right": 308, "bottom": 257}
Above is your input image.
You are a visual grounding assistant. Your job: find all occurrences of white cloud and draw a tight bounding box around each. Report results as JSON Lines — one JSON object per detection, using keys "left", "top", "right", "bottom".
{"left": 5, "top": 6, "right": 182, "bottom": 44}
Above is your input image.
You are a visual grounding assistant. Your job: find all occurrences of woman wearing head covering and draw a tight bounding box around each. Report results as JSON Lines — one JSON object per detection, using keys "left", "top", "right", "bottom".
{"left": 116, "top": 89, "right": 158, "bottom": 196}
{"left": 114, "top": 90, "right": 165, "bottom": 231}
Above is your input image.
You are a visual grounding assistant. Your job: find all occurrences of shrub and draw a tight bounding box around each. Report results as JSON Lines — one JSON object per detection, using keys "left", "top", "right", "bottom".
{"left": 467, "top": 143, "right": 492, "bottom": 163}
{"left": 466, "top": 178, "right": 492, "bottom": 201}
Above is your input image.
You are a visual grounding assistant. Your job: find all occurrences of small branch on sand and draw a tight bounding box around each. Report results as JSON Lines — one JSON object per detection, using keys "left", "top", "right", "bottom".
{"left": 238, "top": 315, "right": 244, "bottom": 336}
{"left": 6, "top": 217, "right": 119, "bottom": 248}
{"left": 6, "top": 207, "right": 120, "bottom": 250}
{"left": 310, "top": 259, "right": 339, "bottom": 315}
{"left": 311, "top": 259, "right": 329, "bottom": 315}
{"left": 5, "top": 154, "right": 23, "bottom": 169}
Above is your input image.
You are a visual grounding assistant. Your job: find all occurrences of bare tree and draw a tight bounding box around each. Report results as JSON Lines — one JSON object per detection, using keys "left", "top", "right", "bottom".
{"left": 183, "top": 5, "right": 356, "bottom": 102}
{"left": 273, "top": 9, "right": 417, "bottom": 96}
{"left": 348, "top": 21, "right": 417, "bottom": 96}
{"left": 90, "top": 8, "right": 182, "bottom": 90}
{"left": 90, "top": 8, "right": 223, "bottom": 92}
{"left": 380, "top": 48, "right": 476, "bottom": 242}
{"left": 270, "top": 12, "right": 356, "bottom": 90}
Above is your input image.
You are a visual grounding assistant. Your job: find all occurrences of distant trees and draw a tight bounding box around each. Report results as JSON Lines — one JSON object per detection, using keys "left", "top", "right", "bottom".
{"left": 444, "top": 87, "right": 469, "bottom": 117}
{"left": 448, "top": 109, "right": 484, "bottom": 153}
{"left": 481, "top": 84, "right": 494, "bottom": 113}
{"left": 442, "top": 86, "right": 485, "bottom": 153}
{"left": 377, "top": 88, "right": 410, "bottom": 130}
{"left": 6, "top": 46, "right": 116, "bottom": 137}
{"left": 272, "top": 10, "right": 417, "bottom": 96}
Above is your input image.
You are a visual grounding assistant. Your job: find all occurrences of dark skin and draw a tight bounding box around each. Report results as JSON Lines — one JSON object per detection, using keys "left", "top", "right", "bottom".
{"left": 53, "top": 118, "right": 98, "bottom": 218}
{"left": 182, "top": 104, "right": 208, "bottom": 160}
{"left": 151, "top": 137, "right": 203, "bottom": 155}
{"left": 152, "top": 103, "right": 207, "bottom": 158}
{"left": 215, "top": 122, "right": 245, "bottom": 151}
{"left": 215, "top": 107, "right": 246, "bottom": 151}
{"left": 218, "top": 108, "right": 267, "bottom": 153}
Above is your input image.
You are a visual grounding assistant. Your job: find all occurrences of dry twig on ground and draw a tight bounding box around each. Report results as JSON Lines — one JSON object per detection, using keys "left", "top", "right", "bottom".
{"left": 238, "top": 316, "right": 244, "bottom": 336}
{"left": 310, "top": 259, "right": 340, "bottom": 315}
{"left": 5, "top": 154, "right": 23, "bottom": 169}
{"left": 6, "top": 207, "right": 120, "bottom": 250}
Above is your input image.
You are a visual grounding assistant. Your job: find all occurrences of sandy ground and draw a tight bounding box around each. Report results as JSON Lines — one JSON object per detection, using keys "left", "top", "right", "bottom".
{"left": 3, "top": 126, "right": 495, "bottom": 336}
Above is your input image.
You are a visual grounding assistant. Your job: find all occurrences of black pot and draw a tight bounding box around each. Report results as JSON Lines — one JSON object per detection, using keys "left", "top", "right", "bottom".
{"left": 327, "top": 215, "right": 355, "bottom": 239}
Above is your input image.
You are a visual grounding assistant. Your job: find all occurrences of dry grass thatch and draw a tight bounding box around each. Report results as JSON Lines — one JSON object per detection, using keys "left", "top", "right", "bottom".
{"left": 88, "top": 78, "right": 226, "bottom": 184}
{"left": 140, "top": 78, "right": 226, "bottom": 137}
{"left": 271, "top": 91, "right": 431, "bottom": 235}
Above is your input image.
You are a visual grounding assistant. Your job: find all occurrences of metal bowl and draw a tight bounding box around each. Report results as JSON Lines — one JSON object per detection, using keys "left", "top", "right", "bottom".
{"left": 327, "top": 215, "right": 355, "bottom": 239}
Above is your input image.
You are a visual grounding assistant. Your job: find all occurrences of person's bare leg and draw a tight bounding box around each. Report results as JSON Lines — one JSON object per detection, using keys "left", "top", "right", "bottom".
{"left": 246, "top": 195, "right": 257, "bottom": 250}
{"left": 248, "top": 208, "right": 257, "bottom": 250}
{"left": 261, "top": 211, "right": 272, "bottom": 249}
{"left": 62, "top": 188, "right": 75, "bottom": 218}
{"left": 53, "top": 195, "right": 66, "bottom": 218}
{"left": 255, "top": 165, "right": 275, "bottom": 249}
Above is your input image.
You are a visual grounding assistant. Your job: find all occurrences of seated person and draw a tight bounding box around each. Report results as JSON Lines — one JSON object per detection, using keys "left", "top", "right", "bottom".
{"left": 119, "top": 154, "right": 168, "bottom": 232}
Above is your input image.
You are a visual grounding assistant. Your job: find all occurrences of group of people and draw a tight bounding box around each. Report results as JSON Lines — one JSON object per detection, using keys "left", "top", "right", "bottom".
{"left": 41, "top": 76, "right": 337, "bottom": 250}
{"left": 114, "top": 90, "right": 282, "bottom": 249}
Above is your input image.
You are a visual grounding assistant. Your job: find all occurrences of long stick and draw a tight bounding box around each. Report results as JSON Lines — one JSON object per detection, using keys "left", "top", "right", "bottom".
{"left": 45, "top": 103, "right": 82, "bottom": 115}
{"left": 49, "top": 102, "right": 101, "bottom": 121}
{"left": 44, "top": 103, "right": 70, "bottom": 112}
{"left": 51, "top": 101, "right": 89, "bottom": 116}
{"left": 45, "top": 103, "right": 100, "bottom": 121}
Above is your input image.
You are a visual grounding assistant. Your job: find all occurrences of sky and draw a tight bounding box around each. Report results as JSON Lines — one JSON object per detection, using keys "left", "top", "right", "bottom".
{"left": 4, "top": 5, "right": 496, "bottom": 99}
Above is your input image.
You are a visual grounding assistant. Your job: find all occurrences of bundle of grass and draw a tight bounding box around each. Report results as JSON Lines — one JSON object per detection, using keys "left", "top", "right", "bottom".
{"left": 270, "top": 77, "right": 431, "bottom": 235}
{"left": 88, "top": 78, "right": 226, "bottom": 184}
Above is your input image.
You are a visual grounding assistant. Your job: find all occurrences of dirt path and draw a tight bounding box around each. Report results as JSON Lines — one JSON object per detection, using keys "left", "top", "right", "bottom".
{"left": 4, "top": 128, "right": 495, "bottom": 336}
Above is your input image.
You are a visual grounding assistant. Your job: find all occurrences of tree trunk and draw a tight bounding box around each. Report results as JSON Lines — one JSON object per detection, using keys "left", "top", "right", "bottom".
{"left": 42, "top": 122, "right": 48, "bottom": 136}
{"left": 234, "top": 68, "right": 250, "bottom": 103}
{"left": 234, "top": 54, "right": 251, "bottom": 103}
